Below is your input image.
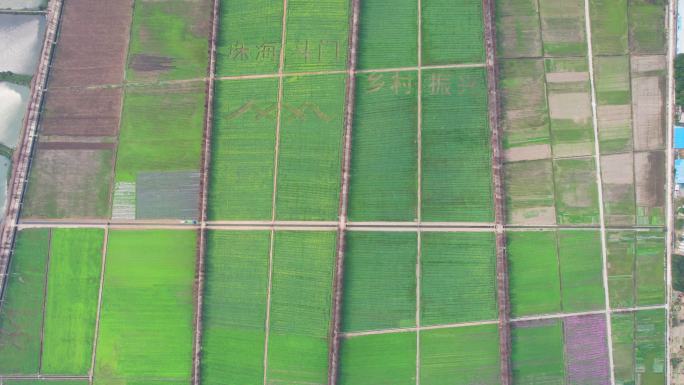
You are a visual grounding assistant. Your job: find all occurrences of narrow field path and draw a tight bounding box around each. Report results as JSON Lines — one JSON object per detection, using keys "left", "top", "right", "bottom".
{"left": 666, "top": 1, "right": 676, "bottom": 384}
{"left": 88, "top": 228, "right": 109, "bottom": 384}
{"left": 582, "top": 0, "right": 616, "bottom": 382}
{"left": 327, "top": 0, "right": 361, "bottom": 383}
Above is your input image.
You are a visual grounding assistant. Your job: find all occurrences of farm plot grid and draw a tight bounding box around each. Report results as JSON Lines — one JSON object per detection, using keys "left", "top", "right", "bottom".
{"left": 3, "top": 0, "right": 671, "bottom": 384}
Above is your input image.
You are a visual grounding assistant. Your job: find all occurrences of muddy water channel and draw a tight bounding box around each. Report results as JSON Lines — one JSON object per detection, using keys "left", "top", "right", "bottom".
{"left": 0, "top": 1, "right": 46, "bottom": 10}
{"left": 0, "top": 13, "right": 44, "bottom": 220}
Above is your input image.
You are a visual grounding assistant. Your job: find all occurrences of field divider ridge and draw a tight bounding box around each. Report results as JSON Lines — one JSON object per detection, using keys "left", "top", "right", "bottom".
{"left": 666, "top": 1, "right": 676, "bottom": 384}
{"left": 88, "top": 227, "right": 109, "bottom": 384}
{"left": 583, "top": 0, "right": 617, "bottom": 381}
{"left": 327, "top": 0, "right": 361, "bottom": 383}
{"left": 191, "top": 0, "right": 221, "bottom": 383}
{"left": 0, "top": 0, "right": 63, "bottom": 303}
{"left": 481, "top": 0, "right": 512, "bottom": 383}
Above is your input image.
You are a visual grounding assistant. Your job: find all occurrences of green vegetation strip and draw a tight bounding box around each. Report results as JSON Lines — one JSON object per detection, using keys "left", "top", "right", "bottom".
{"left": 636, "top": 230, "right": 666, "bottom": 306}
{"left": 348, "top": 72, "right": 418, "bottom": 221}
{"left": 420, "top": 325, "right": 500, "bottom": 385}
{"left": 41, "top": 229, "right": 104, "bottom": 375}
{"left": 628, "top": 0, "right": 666, "bottom": 55}
{"left": 421, "top": 67, "right": 493, "bottom": 222}
{"left": 420, "top": 232, "right": 497, "bottom": 325}
{"left": 357, "top": 0, "right": 417, "bottom": 69}
{"left": 209, "top": 78, "right": 278, "bottom": 220}
{"left": 511, "top": 320, "right": 566, "bottom": 384}
{"left": 342, "top": 232, "right": 416, "bottom": 332}
{"left": 201, "top": 231, "right": 270, "bottom": 385}
{"left": 589, "top": 0, "right": 628, "bottom": 55}
{"left": 266, "top": 231, "right": 336, "bottom": 384}
{"left": 94, "top": 230, "right": 196, "bottom": 384}
{"left": 557, "top": 230, "right": 605, "bottom": 312}
{"left": 275, "top": 74, "right": 346, "bottom": 221}
{"left": 0, "top": 229, "right": 49, "bottom": 374}
{"left": 339, "top": 332, "right": 416, "bottom": 385}
{"left": 421, "top": 0, "right": 484, "bottom": 65}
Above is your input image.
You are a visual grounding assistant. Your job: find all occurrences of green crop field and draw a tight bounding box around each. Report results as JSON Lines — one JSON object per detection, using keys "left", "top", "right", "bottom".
{"left": 511, "top": 320, "right": 566, "bottom": 384}
{"left": 612, "top": 310, "right": 666, "bottom": 384}
{"left": 127, "top": 0, "right": 210, "bottom": 82}
{"left": 5, "top": 382, "right": 89, "bottom": 385}
{"left": 629, "top": 0, "right": 666, "bottom": 54}
{"left": 421, "top": 67, "right": 493, "bottom": 222}
{"left": 357, "top": 0, "right": 417, "bottom": 69}
{"left": 421, "top": 0, "right": 484, "bottom": 65}
{"left": 496, "top": 0, "right": 542, "bottom": 58}
{"left": 607, "top": 231, "right": 637, "bottom": 308}
{"left": 420, "top": 232, "right": 497, "bottom": 325}
{"left": 201, "top": 231, "right": 270, "bottom": 385}
{"left": 41, "top": 229, "right": 103, "bottom": 375}
{"left": 557, "top": 230, "right": 604, "bottom": 312}
{"left": 216, "top": 0, "right": 284, "bottom": 76}
{"left": 284, "top": 0, "right": 350, "bottom": 72}
{"left": 505, "top": 159, "right": 556, "bottom": 225}
{"left": 266, "top": 231, "right": 336, "bottom": 384}
{"left": 94, "top": 230, "right": 196, "bottom": 384}
{"left": 275, "top": 74, "right": 346, "bottom": 221}
{"left": 0, "top": 229, "right": 49, "bottom": 374}
{"left": 594, "top": 55, "right": 631, "bottom": 110}
{"left": 539, "top": 0, "right": 586, "bottom": 56}
{"left": 499, "top": 58, "right": 550, "bottom": 152}
{"left": 115, "top": 82, "right": 204, "bottom": 184}
{"left": 348, "top": 72, "right": 418, "bottom": 222}
{"left": 508, "top": 231, "right": 561, "bottom": 317}
{"left": 636, "top": 230, "right": 666, "bottom": 305}
{"left": 545, "top": 57, "right": 594, "bottom": 158}
{"left": 339, "top": 332, "right": 416, "bottom": 385}
{"left": 342, "top": 232, "right": 416, "bottom": 332}
{"left": 209, "top": 78, "right": 278, "bottom": 220}
{"left": 420, "top": 325, "right": 500, "bottom": 385}
{"left": 554, "top": 157, "right": 600, "bottom": 224}
{"left": 589, "top": 0, "right": 628, "bottom": 55}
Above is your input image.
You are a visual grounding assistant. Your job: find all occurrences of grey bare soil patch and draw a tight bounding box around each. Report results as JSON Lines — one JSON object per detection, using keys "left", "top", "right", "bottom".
{"left": 505, "top": 159, "right": 557, "bottom": 225}
{"left": 634, "top": 151, "right": 665, "bottom": 225}
{"left": 136, "top": 171, "right": 200, "bottom": 220}
{"left": 601, "top": 152, "right": 636, "bottom": 226}
{"left": 630, "top": 55, "right": 666, "bottom": 151}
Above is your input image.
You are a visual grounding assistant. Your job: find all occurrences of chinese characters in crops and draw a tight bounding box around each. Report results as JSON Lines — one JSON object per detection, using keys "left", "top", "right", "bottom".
{"left": 227, "top": 40, "right": 341, "bottom": 64}
{"left": 367, "top": 72, "right": 476, "bottom": 96}
{"left": 225, "top": 101, "right": 333, "bottom": 123}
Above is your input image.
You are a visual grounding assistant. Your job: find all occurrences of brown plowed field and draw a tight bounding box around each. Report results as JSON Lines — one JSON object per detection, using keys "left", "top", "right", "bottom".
{"left": 48, "top": 0, "right": 133, "bottom": 87}
{"left": 40, "top": 87, "right": 123, "bottom": 136}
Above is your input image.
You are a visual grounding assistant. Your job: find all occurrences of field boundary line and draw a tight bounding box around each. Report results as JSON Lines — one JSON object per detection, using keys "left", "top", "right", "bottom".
{"left": 327, "top": 0, "right": 360, "bottom": 384}
{"left": 191, "top": 0, "right": 220, "bottom": 383}
{"left": 88, "top": 228, "right": 109, "bottom": 384}
{"left": 0, "top": 375, "right": 90, "bottom": 380}
{"left": 583, "top": 0, "right": 616, "bottom": 382}
{"left": 415, "top": 0, "right": 423, "bottom": 383}
{"left": 263, "top": 0, "right": 290, "bottom": 382}
{"left": 666, "top": 1, "right": 676, "bottom": 384}
{"left": 37, "top": 229, "right": 52, "bottom": 374}
{"left": 0, "top": 0, "right": 62, "bottom": 305}
{"left": 341, "top": 304, "right": 668, "bottom": 338}
{"left": 482, "top": 0, "right": 512, "bottom": 383}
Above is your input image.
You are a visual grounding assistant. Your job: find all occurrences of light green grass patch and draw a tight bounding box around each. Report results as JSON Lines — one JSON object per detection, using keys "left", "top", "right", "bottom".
{"left": 505, "top": 159, "right": 556, "bottom": 225}
{"left": 594, "top": 56, "right": 631, "bottom": 106}
{"left": 339, "top": 333, "right": 416, "bottom": 385}
{"left": 589, "top": 0, "right": 628, "bottom": 55}
{"left": 508, "top": 231, "right": 561, "bottom": 317}
{"left": 342, "top": 232, "right": 416, "bottom": 332}
{"left": 606, "top": 231, "right": 636, "bottom": 308}
{"left": 267, "top": 231, "right": 336, "bottom": 384}
{"left": 539, "top": 0, "right": 586, "bottom": 56}
{"left": 629, "top": 0, "right": 666, "bottom": 55}
{"left": 94, "top": 230, "right": 196, "bottom": 384}
{"left": 421, "top": 68, "right": 493, "bottom": 222}
{"left": 275, "top": 74, "right": 346, "bottom": 220}
{"left": 216, "top": 0, "right": 283, "bottom": 76}
{"left": 42, "top": 229, "right": 103, "bottom": 375}
{"left": 420, "top": 325, "right": 500, "bottom": 385}
{"left": 611, "top": 313, "right": 636, "bottom": 384}
{"left": 557, "top": 230, "right": 605, "bottom": 312}
{"left": 421, "top": 0, "right": 484, "bottom": 65}
{"left": 209, "top": 78, "right": 278, "bottom": 220}
{"left": 496, "top": 0, "right": 542, "bottom": 58}
{"left": 127, "top": 0, "right": 210, "bottom": 82}
{"left": 635, "top": 309, "right": 666, "bottom": 384}
{"left": 635, "top": 230, "right": 665, "bottom": 306}
{"left": 201, "top": 231, "right": 270, "bottom": 385}
{"left": 420, "top": 232, "right": 497, "bottom": 325}
{"left": 357, "top": 0, "right": 417, "bottom": 69}
{"left": 511, "top": 320, "right": 566, "bottom": 385}
{"left": 499, "top": 59, "right": 551, "bottom": 152}
{"left": 284, "top": 0, "right": 350, "bottom": 72}
{"left": 348, "top": 72, "right": 418, "bottom": 221}
{"left": 0, "top": 229, "right": 49, "bottom": 374}
{"left": 554, "top": 157, "right": 600, "bottom": 224}
{"left": 116, "top": 82, "right": 204, "bottom": 183}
